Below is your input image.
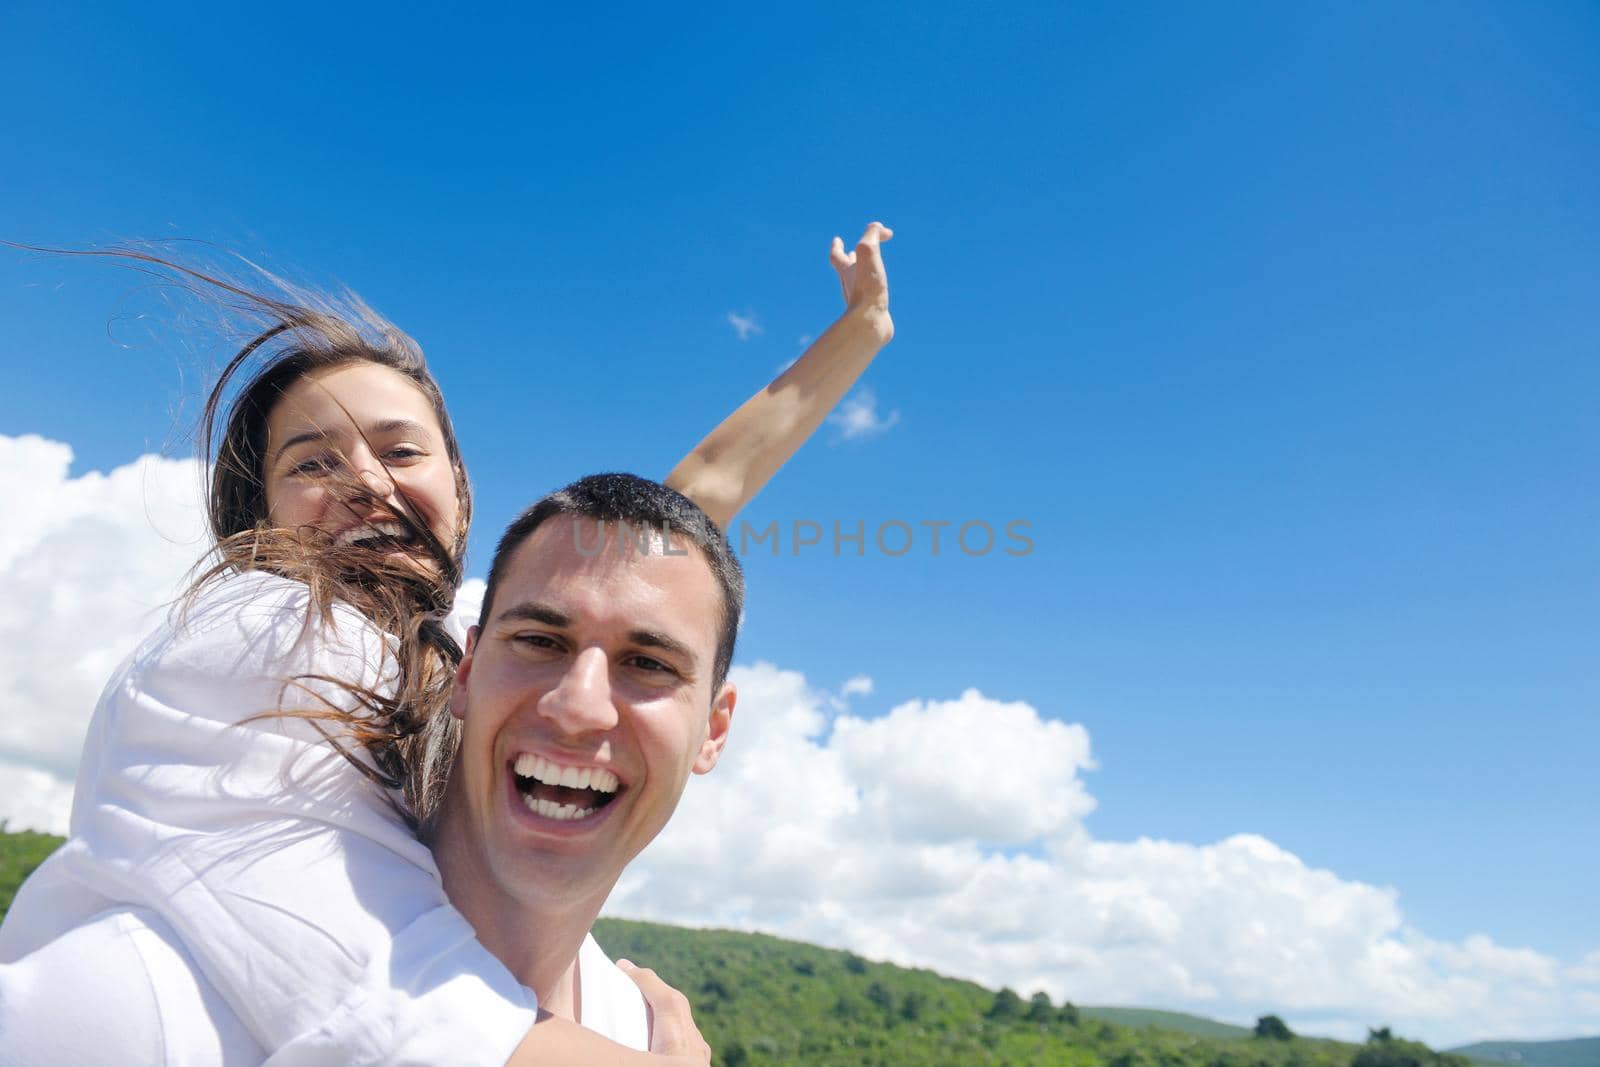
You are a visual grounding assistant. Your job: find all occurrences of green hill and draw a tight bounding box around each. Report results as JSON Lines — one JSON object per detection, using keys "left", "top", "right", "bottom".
{"left": 1077, "top": 1006, "right": 1254, "bottom": 1040}
{"left": 0, "top": 827, "right": 1535, "bottom": 1066}
{"left": 588, "top": 915, "right": 1339, "bottom": 1065}
{"left": 0, "top": 826, "right": 60, "bottom": 916}
{"left": 1448, "top": 1037, "right": 1600, "bottom": 1067}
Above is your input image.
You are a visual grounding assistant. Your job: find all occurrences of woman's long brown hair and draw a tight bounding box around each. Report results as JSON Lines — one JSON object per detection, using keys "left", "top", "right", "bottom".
{"left": 19, "top": 243, "right": 473, "bottom": 825}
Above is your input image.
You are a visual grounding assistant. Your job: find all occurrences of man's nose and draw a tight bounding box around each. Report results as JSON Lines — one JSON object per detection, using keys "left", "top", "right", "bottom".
{"left": 536, "top": 647, "right": 619, "bottom": 736}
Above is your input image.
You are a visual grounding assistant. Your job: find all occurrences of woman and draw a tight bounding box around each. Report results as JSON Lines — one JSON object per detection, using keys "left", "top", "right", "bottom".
{"left": 0, "top": 224, "right": 894, "bottom": 1065}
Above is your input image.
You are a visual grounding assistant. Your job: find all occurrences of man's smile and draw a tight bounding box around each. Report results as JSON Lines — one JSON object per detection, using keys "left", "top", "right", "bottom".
{"left": 508, "top": 752, "right": 625, "bottom": 824}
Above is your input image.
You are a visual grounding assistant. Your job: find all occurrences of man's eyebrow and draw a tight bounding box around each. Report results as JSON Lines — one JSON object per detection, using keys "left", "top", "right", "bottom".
{"left": 492, "top": 604, "right": 700, "bottom": 668}
{"left": 494, "top": 602, "right": 570, "bottom": 628}
{"left": 271, "top": 418, "right": 435, "bottom": 467}
{"left": 627, "top": 629, "right": 698, "bottom": 668}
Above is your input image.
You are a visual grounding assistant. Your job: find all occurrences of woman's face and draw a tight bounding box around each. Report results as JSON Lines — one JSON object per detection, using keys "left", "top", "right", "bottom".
{"left": 263, "top": 362, "right": 462, "bottom": 568}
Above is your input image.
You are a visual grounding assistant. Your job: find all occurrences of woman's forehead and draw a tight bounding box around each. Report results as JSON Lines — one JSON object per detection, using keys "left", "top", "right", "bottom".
{"left": 267, "top": 363, "right": 441, "bottom": 440}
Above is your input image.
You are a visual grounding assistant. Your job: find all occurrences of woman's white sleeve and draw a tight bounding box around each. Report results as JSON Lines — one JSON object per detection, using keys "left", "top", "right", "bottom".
{"left": 58, "top": 573, "right": 537, "bottom": 1067}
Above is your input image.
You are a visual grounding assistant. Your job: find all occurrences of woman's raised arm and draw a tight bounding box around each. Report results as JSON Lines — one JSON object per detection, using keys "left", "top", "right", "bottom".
{"left": 666, "top": 222, "right": 895, "bottom": 529}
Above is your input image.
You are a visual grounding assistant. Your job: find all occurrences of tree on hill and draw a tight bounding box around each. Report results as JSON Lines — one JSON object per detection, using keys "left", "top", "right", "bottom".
{"left": 1254, "top": 1014, "right": 1293, "bottom": 1040}
{"left": 865, "top": 981, "right": 893, "bottom": 1014}
{"left": 1057, "top": 1000, "right": 1080, "bottom": 1026}
{"left": 1351, "top": 1027, "right": 1472, "bottom": 1067}
{"left": 1026, "top": 991, "right": 1055, "bottom": 1023}
{"left": 987, "top": 987, "right": 1024, "bottom": 1020}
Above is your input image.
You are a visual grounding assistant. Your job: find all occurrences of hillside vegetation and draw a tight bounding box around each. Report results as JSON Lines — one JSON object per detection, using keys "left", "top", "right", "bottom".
{"left": 0, "top": 827, "right": 1533, "bottom": 1067}
{"left": 1445, "top": 1037, "right": 1600, "bottom": 1067}
{"left": 1075, "top": 1007, "right": 1254, "bottom": 1040}
{"left": 0, "top": 828, "right": 60, "bottom": 917}
{"left": 589, "top": 917, "right": 1462, "bottom": 1067}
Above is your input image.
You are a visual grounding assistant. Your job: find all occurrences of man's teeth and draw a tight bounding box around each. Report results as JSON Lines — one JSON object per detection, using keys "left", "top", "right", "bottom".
{"left": 521, "top": 793, "right": 601, "bottom": 821}
{"left": 337, "top": 522, "right": 408, "bottom": 546}
{"left": 513, "top": 753, "right": 619, "bottom": 794}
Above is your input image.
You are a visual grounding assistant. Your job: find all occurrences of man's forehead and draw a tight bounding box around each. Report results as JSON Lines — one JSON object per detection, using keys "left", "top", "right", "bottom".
{"left": 494, "top": 516, "right": 721, "bottom": 633}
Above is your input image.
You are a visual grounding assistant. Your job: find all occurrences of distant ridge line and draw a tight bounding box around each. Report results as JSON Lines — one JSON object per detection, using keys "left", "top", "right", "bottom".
{"left": 1445, "top": 1035, "right": 1600, "bottom": 1067}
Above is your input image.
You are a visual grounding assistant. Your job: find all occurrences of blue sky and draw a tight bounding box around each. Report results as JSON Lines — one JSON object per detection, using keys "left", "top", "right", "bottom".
{"left": 2, "top": 0, "right": 1597, "bottom": 1029}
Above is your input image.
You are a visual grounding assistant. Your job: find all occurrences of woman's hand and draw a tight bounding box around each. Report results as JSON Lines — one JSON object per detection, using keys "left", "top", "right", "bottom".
{"left": 618, "top": 959, "right": 712, "bottom": 1065}
{"left": 829, "top": 221, "right": 894, "bottom": 342}
{"left": 662, "top": 219, "right": 898, "bottom": 529}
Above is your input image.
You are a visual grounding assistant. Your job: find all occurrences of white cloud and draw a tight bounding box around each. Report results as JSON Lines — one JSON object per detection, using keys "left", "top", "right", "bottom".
{"left": 827, "top": 387, "right": 900, "bottom": 441}
{"left": 725, "top": 311, "right": 762, "bottom": 341}
{"left": 831, "top": 689, "right": 1096, "bottom": 844}
{"left": 7, "top": 433, "right": 1597, "bottom": 1048}
{"left": 616, "top": 663, "right": 1600, "bottom": 1048}
{"left": 0, "top": 435, "right": 207, "bottom": 833}
{"left": 441, "top": 577, "right": 487, "bottom": 647}
{"left": 839, "top": 674, "right": 873, "bottom": 698}
{"left": 1569, "top": 949, "right": 1600, "bottom": 985}
{"left": 0, "top": 760, "right": 75, "bottom": 836}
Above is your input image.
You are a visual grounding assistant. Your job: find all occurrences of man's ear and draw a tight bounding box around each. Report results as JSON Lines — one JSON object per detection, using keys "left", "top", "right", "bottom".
{"left": 693, "top": 681, "right": 735, "bottom": 775}
{"left": 448, "top": 625, "right": 479, "bottom": 722}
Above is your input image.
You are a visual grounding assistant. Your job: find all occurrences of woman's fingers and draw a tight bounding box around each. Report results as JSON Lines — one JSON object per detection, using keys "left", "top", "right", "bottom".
{"left": 853, "top": 222, "right": 891, "bottom": 303}
{"left": 830, "top": 236, "right": 854, "bottom": 303}
{"left": 856, "top": 222, "right": 892, "bottom": 268}
{"left": 831, "top": 222, "right": 893, "bottom": 310}
{"left": 618, "top": 959, "right": 711, "bottom": 1062}
{"left": 830, "top": 235, "right": 853, "bottom": 269}
{"left": 857, "top": 221, "right": 894, "bottom": 249}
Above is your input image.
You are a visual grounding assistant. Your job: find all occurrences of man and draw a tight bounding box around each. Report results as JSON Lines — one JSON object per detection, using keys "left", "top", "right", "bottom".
{"left": 427, "top": 471, "right": 742, "bottom": 1041}
{"left": 0, "top": 474, "right": 737, "bottom": 1066}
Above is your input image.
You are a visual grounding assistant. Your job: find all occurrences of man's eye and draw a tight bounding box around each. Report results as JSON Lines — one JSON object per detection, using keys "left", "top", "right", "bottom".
{"left": 626, "top": 654, "right": 675, "bottom": 675}
{"left": 512, "top": 633, "right": 561, "bottom": 651}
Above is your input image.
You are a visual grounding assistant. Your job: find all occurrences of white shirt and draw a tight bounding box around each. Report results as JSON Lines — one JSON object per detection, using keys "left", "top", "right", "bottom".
{"left": 0, "top": 570, "right": 646, "bottom": 1065}
{"left": 0, "top": 909, "right": 645, "bottom": 1066}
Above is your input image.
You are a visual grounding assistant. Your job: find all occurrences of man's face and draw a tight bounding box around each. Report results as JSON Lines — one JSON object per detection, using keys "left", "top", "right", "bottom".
{"left": 444, "top": 516, "right": 735, "bottom": 914}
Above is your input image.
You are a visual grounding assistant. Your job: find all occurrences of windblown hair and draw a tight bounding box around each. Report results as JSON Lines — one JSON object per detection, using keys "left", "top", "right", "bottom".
{"left": 27, "top": 244, "right": 474, "bottom": 824}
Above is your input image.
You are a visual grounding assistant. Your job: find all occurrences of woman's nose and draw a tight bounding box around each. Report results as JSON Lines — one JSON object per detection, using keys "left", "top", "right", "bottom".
{"left": 355, "top": 461, "right": 395, "bottom": 499}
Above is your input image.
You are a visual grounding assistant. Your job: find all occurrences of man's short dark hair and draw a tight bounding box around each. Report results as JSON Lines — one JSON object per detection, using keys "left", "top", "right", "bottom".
{"left": 477, "top": 473, "right": 744, "bottom": 691}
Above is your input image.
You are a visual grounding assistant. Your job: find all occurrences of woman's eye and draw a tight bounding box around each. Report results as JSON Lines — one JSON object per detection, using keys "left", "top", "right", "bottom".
{"left": 385, "top": 445, "right": 425, "bottom": 462}
{"left": 289, "top": 455, "right": 338, "bottom": 476}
